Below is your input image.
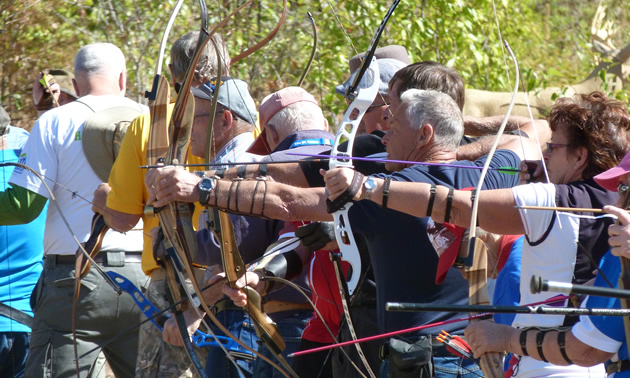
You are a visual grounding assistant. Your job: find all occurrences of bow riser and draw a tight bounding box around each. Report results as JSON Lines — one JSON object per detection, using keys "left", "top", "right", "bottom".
{"left": 466, "top": 240, "right": 504, "bottom": 378}
{"left": 217, "top": 211, "right": 287, "bottom": 353}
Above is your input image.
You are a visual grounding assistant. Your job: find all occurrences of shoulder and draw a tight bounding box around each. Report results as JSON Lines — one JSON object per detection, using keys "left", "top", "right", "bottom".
{"left": 475, "top": 149, "right": 520, "bottom": 167}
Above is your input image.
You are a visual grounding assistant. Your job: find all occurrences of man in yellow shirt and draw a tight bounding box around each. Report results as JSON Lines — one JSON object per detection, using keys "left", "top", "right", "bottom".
{"left": 92, "top": 31, "right": 229, "bottom": 378}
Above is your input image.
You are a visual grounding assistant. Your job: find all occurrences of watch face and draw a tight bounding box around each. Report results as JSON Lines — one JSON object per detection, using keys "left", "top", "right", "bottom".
{"left": 200, "top": 178, "right": 214, "bottom": 190}
{"left": 365, "top": 178, "right": 376, "bottom": 190}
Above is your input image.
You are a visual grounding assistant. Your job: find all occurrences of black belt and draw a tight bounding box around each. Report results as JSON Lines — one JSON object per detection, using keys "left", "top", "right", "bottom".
{"left": 210, "top": 299, "right": 244, "bottom": 316}
{"left": 607, "top": 360, "right": 630, "bottom": 374}
{"left": 49, "top": 251, "right": 142, "bottom": 266}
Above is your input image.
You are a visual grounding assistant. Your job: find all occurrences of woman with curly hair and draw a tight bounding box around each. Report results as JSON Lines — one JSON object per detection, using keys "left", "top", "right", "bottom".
{"left": 324, "top": 91, "right": 630, "bottom": 377}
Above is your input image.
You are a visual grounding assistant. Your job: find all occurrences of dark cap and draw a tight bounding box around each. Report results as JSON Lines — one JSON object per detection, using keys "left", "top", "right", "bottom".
{"left": 348, "top": 45, "right": 410, "bottom": 73}
{"left": 48, "top": 69, "right": 78, "bottom": 99}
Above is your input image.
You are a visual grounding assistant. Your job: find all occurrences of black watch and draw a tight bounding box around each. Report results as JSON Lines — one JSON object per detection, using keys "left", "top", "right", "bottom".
{"left": 198, "top": 176, "right": 215, "bottom": 206}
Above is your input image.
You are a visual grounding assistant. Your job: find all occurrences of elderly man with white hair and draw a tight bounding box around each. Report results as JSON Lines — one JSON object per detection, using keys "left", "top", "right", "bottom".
{"left": 0, "top": 42, "right": 147, "bottom": 377}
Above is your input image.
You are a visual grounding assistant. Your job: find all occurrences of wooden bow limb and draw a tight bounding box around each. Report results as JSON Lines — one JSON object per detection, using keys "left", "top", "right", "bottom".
{"left": 296, "top": 11, "right": 317, "bottom": 87}
{"left": 465, "top": 241, "right": 504, "bottom": 377}
{"left": 466, "top": 40, "right": 519, "bottom": 378}
{"left": 215, "top": 210, "right": 298, "bottom": 378}
{"left": 230, "top": 0, "right": 287, "bottom": 65}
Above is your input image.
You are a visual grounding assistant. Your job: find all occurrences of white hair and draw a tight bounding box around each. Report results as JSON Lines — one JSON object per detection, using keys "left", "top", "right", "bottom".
{"left": 267, "top": 101, "right": 327, "bottom": 134}
{"left": 400, "top": 89, "right": 464, "bottom": 151}
{"left": 74, "top": 43, "right": 126, "bottom": 77}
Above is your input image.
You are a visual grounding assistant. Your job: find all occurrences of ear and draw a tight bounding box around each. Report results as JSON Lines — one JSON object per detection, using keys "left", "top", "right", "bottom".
{"left": 220, "top": 109, "right": 234, "bottom": 132}
{"left": 323, "top": 118, "right": 329, "bottom": 132}
{"left": 417, "top": 123, "right": 434, "bottom": 147}
{"left": 572, "top": 146, "right": 589, "bottom": 172}
{"left": 118, "top": 71, "right": 126, "bottom": 92}
{"left": 167, "top": 64, "right": 177, "bottom": 87}
{"left": 266, "top": 125, "right": 280, "bottom": 147}
{"left": 72, "top": 78, "right": 80, "bottom": 98}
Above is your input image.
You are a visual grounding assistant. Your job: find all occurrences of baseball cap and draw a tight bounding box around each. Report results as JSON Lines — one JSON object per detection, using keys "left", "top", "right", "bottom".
{"left": 48, "top": 69, "right": 78, "bottom": 99}
{"left": 247, "top": 87, "right": 319, "bottom": 155}
{"left": 348, "top": 45, "right": 410, "bottom": 73}
{"left": 191, "top": 76, "right": 258, "bottom": 126}
{"left": 594, "top": 151, "right": 630, "bottom": 191}
{"left": 335, "top": 58, "right": 408, "bottom": 97}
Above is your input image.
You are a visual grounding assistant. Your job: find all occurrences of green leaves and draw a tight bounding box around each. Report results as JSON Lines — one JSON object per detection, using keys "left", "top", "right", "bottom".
{"left": 2, "top": 0, "right": 629, "bottom": 130}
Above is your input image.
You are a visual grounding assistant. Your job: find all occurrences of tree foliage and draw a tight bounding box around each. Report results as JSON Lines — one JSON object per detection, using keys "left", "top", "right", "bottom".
{"left": 1, "top": 0, "right": 628, "bottom": 130}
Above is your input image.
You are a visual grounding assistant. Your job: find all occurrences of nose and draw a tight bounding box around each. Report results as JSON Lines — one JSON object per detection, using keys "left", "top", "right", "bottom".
{"left": 382, "top": 130, "right": 391, "bottom": 146}
{"left": 382, "top": 105, "right": 391, "bottom": 122}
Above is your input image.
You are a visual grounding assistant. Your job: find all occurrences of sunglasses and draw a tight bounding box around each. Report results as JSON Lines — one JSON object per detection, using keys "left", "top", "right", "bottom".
{"left": 546, "top": 142, "right": 571, "bottom": 152}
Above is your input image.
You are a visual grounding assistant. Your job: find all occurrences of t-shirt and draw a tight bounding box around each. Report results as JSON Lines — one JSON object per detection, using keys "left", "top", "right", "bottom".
{"left": 349, "top": 149, "right": 520, "bottom": 335}
{"left": 573, "top": 250, "right": 629, "bottom": 376}
{"left": 107, "top": 102, "right": 205, "bottom": 275}
{"left": 10, "top": 95, "right": 146, "bottom": 255}
{"left": 0, "top": 126, "right": 46, "bottom": 332}
{"left": 512, "top": 180, "right": 617, "bottom": 329}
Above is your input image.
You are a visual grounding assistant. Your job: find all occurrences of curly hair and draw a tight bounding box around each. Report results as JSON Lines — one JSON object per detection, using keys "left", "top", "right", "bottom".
{"left": 548, "top": 91, "right": 630, "bottom": 179}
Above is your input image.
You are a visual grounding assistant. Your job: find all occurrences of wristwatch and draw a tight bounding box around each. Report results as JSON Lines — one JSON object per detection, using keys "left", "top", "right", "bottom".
{"left": 362, "top": 178, "right": 376, "bottom": 201}
{"left": 198, "top": 175, "right": 216, "bottom": 206}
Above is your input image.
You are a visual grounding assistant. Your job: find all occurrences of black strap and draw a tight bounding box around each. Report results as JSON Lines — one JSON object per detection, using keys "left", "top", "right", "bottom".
{"left": 0, "top": 302, "right": 33, "bottom": 328}
{"left": 382, "top": 177, "right": 392, "bottom": 209}
{"left": 237, "top": 164, "right": 247, "bottom": 179}
{"left": 258, "top": 163, "right": 268, "bottom": 177}
{"left": 215, "top": 168, "right": 226, "bottom": 178}
{"left": 326, "top": 171, "right": 364, "bottom": 213}
{"left": 519, "top": 329, "right": 529, "bottom": 356}
{"left": 536, "top": 330, "right": 549, "bottom": 363}
{"left": 557, "top": 330, "right": 573, "bottom": 365}
{"left": 444, "top": 187, "right": 454, "bottom": 223}
{"left": 426, "top": 184, "right": 437, "bottom": 217}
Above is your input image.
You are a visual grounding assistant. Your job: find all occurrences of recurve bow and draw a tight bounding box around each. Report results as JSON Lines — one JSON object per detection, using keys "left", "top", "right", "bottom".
{"left": 465, "top": 40, "right": 520, "bottom": 378}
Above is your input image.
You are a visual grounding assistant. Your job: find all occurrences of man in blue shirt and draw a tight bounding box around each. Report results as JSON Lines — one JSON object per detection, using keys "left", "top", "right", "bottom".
{"left": 0, "top": 105, "right": 46, "bottom": 378}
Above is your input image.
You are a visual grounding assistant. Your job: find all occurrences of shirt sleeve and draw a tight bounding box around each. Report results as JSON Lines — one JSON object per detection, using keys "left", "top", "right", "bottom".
{"left": 0, "top": 184, "right": 47, "bottom": 224}
{"left": 512, "top": 183, "right": 556, "bottom": 242}
{"left": 107, "top": 114, "right": 147, "bottom": 215}
{"left": 9, "top": 113, "right": 59, "bottom": 198}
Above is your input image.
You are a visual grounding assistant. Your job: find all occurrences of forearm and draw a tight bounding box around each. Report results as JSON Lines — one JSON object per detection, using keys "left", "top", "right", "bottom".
{"left": 205, "top": 162, "right": 310, "bottom": 187}
{"left": 102, "top": 207, "right": 141, "bottom": 233}
{"left": 518, "top": 328, "right": 612, "bottom": 367}
{"left": 0, "top": 184, "right": 47, "bottom": 224}
{"left": 463, "top": 115, "right": 535, "bottom": 136}
{"left": 207, "top": 178, "right": 332, "bottom": 222}
{"left": 352, "top": 177, "right": 523, "bottom": 234}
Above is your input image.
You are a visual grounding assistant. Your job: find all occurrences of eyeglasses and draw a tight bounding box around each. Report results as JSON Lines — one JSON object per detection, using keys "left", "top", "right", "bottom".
{"left": 194, "top": 113, "right": 211, "bottom": 120}
{"left": 546, "top": 142, "right": 571, "bottom": 152}
{"left": 619, "top": 181, "right": 629, "bottom": 193}
{"left": 366, "top": 103, "right": 389, "bottom": 112}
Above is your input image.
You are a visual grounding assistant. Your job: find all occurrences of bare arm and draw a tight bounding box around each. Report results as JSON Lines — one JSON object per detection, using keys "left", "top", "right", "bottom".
{"left": 465, "top": 321, "right": 613, "bottom": 367}
{"left": 202, "top": 161, "right": 310, "bottom": 187}
{"left": 93, "top": 183, "right": 141, "bottom": 232}
{"left": 323, "top": 168, "right": 525, "bottom": 235}
{"left": 464, "top": 115, "right": 550, "bottom": 141}
{"left": 457, "top": 134, "right": 541, "bottom": 162}
{"left": 146, "top": 167, "right": 332, "bottom": 222}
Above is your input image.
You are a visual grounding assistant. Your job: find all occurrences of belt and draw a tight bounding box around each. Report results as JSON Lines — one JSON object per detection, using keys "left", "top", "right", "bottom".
{"left": 607, "top": 360, "right": 630, "bottom": 374}
{"left": 49, "top": 251, "right": 142, "bottom": 266}
{"left": 211, "top": 299, "right": 244, "bottom": 316}
{"left": 264, "top": 300, "right": 312, "bottom": 314}
{"left": 209, "top": 299, "right": 312, "bottom": 316}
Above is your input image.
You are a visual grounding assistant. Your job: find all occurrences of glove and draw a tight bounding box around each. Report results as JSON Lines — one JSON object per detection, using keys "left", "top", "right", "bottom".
{"left": 296, "top": 221, "right": 335, "bottom": 252}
